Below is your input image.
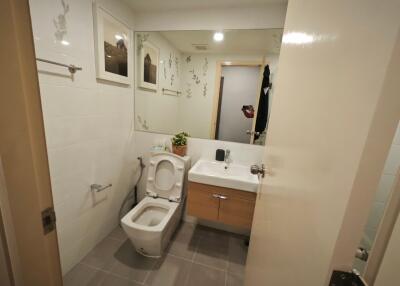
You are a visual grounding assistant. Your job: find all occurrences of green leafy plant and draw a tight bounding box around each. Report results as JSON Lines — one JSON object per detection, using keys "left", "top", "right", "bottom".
{"left": 171, "top": 132, "right": 189, "bottom": 146}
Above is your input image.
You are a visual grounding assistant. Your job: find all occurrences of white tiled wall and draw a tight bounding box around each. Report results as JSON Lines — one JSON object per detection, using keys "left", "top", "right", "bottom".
{"left": 134, "top": 131, "right": 265, "bottom": 199}
{"left": 29, "top": 0, "right": 136, "bottom": 274}
{"left": 363, "top": 122, "right": 400, "bottom": 248}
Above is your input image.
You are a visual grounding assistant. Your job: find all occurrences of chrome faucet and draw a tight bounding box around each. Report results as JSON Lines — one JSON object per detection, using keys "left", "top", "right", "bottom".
{"left": 224, "top": 149, "right": 231, "bottom": 169}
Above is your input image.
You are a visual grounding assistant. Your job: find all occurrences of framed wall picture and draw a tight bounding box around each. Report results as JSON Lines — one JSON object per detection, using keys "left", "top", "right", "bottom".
{"left": 93, "top": 5, "right": 132, "bottom": 85}
{"left": 139, "top": 41, "right": 159, "bottom": 91}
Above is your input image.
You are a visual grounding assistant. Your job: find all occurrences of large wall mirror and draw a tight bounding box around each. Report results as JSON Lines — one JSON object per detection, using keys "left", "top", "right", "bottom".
{"left": 134, "top": 29, "right": 283, "bottom": 145}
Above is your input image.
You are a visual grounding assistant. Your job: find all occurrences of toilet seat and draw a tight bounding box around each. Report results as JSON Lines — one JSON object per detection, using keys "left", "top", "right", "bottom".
{"left": 121, "top": 196, "right": 178, "bottom": 233}
{"left": 146, "top": 152, "right": 186, "bottom": 202}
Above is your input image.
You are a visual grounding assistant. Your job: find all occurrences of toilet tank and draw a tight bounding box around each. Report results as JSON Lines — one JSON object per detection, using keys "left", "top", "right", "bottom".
{"left": 180, "top": 155, "right": 191, "bottom": 199}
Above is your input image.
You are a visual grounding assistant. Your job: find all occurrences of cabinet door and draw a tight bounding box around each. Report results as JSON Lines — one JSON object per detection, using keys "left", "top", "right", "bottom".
{"left": 218, "top": 189, "right": 256, "bottom": 229}
{"left": 187, "top": 182, "right": 219, "bottom": 221}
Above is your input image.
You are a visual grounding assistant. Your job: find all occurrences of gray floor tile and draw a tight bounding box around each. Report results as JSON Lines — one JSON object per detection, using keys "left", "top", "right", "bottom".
{"left": 194, "top": 225, "right": 230, "bottom": 240}
{"left": 67, "top": 222, "right": 248, "bottom": 286}
{"left": 227, "top": 236, "right": 248, "bottom": 275}
{"left": 186, "top": 263, "right": 226, "bottom": 286}
{"left": 226, "top": 272, "right": 244, "bottom": 286}
{"left": 63, "top": 263, "right": 104, "bottom": 286}
{"left": 166, "top": 223, "right": 201, "bottom": 260}
{"left": 145, "top": 255, "right": 192, "bottom": 286}
{"left": 109, "top": 240, "right": 158, "bottom": 283}
{"left": 99, "top": 273, "right": 142, "bottom": 286}
{"left": 194, "top": 235, "right": 229, "bottom": 270}
{"left": 81, "top": 237, "right": 124, "bottom": 271}
{"left": 108, "top": 226, "right": 127, "bottom": 241}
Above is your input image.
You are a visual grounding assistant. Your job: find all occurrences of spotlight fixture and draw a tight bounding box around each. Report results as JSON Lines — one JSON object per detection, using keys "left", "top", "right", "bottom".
{"left": 213, "top": 32, "right": 224, "bottom": 42}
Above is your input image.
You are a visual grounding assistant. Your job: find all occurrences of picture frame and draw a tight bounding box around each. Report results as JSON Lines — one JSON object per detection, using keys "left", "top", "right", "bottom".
{"left": 93, "top": 5, "right": 132, "bottom": 85}
{"left": 139, "top": 41, "right": 159, "bottom": 91}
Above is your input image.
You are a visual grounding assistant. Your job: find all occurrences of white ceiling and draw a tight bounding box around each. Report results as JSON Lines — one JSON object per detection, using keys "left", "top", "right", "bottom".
{"left": 125, "top": 0, "right": 287, "bottom": 13}
{"left": 159, "top": 29, "right": 283, "bottom": 55}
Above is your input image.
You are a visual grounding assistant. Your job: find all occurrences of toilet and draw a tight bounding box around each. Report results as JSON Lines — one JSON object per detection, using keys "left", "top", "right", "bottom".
{"left": 121, "top": 152, "right": 190, "bottom": 257}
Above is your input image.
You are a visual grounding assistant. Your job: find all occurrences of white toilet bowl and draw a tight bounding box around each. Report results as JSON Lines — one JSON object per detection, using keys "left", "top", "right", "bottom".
{"left": 121, "top": 152, "right": 190, "bottom": 257}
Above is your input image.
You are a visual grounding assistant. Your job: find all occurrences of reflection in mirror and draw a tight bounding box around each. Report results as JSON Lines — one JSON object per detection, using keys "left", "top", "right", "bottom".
{"left": 135, "top": 29, "right": 283, "bottom": 145}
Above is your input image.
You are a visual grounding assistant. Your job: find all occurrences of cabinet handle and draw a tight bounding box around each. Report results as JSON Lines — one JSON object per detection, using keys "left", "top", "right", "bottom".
{"left": 212, "top": 194, "right": 228, "bottom": 200}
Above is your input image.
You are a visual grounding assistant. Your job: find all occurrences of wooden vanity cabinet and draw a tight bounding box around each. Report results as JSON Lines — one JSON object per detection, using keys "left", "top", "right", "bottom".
{"left": 187, "top": 182, "right": 256, "bottom": 229}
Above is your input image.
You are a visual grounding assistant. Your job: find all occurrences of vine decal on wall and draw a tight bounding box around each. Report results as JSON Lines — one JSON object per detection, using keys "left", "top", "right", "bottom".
{"left": 183, "top": 55, "right": 211, "bottom": 99}
{"left": 186, "top": 83, "right": 192, "bottom": 98}
{"left": 175, "top": 56, "right": 180, "bottom": 77}
{"left": 53, "top": 0, "right": 70, "bottom": 41}
{"left": 169, "top": 53, "right": 173, "bottom": 69}
{"left": 137, "top": 115, "right": 149, "bottom": 130}
{"left": 137, "top": 33, "right": 150, "bottom": 52}
{"left": 189, "top": 69, "right": 201, "bottom": 85}
{"left": 203, "top": 82, "right": 208, "bottom": 97}
{"left": 202, "top": 57, "right": 208, "bottom": 76}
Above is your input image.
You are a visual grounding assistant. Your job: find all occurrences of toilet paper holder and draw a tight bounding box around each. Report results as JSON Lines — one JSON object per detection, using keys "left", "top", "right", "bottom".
{"left": 90, "top": 183, "right": 112, "bottom": 192}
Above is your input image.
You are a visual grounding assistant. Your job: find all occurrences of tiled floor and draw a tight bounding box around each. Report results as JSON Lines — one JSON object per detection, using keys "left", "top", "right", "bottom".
{"left": 64, "top": 222, "right": 248, "bottom": 286}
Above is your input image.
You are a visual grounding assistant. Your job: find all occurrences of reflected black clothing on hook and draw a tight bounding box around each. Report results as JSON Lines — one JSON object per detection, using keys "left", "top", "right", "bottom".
{"left": 254, "top": 65, "right": 270, "bottom": 140}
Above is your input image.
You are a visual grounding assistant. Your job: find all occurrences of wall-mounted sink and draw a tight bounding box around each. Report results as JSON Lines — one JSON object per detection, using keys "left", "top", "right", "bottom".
{"left": 188, "top": 159, "right": 259, "bottom": 192}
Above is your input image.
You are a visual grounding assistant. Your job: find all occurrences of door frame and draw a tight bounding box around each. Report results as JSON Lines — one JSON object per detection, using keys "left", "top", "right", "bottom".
{"left": 0, "top": 163, "right": 15, "bottom": 286}
{"left": 210, "top": 60, "right": 265, "bottom": 143}
{"left": 0, "top": 0, "right": 62, "bottom": 285}
{"left": 363, "top": 168, "right": 400, "bottom": 284}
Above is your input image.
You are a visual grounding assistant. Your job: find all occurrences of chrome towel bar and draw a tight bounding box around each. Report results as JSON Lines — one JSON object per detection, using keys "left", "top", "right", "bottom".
{"left": 36, "top": 58, "right": 82, "bottom": 74}
{"left": 162, "top": 88, "right": 182, "bottom": 96}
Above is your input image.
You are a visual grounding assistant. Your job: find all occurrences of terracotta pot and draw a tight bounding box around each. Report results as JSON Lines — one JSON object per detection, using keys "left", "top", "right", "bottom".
{"left": 172, "top": 145, "right": 187, "bottom": 157}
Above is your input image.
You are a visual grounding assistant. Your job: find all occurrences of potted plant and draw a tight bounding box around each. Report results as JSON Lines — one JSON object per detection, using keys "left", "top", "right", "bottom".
{"left": 171, "top": 132, "right": 189, "bottom": 156}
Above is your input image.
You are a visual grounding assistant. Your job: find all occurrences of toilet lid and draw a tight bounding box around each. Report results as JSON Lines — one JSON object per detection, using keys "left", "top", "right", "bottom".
{"left": 146, "top": 152, "right": 186, "bottom": 202}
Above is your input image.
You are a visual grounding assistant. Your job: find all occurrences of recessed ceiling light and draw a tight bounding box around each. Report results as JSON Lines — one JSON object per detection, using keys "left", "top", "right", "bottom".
{"left": 61, "top": 40, "right": 70, "bottom": 46}
{"left": 213, "top": 32, "right": 224, "bottom": 42}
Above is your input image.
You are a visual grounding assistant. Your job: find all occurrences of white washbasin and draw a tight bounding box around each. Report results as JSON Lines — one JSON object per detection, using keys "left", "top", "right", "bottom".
{"left": 188, "top": 159, "right": 259, "bottom": 192}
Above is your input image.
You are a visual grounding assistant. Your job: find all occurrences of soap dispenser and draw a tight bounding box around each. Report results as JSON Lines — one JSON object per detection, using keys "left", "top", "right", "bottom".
{"left": 215, "top": 149, "right": 225, "bottom": 161}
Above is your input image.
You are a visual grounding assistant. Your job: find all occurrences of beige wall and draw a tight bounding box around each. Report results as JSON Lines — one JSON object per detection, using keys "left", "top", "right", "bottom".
{"left": 245, "top": 0, "right": 400, "bottom": 285}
